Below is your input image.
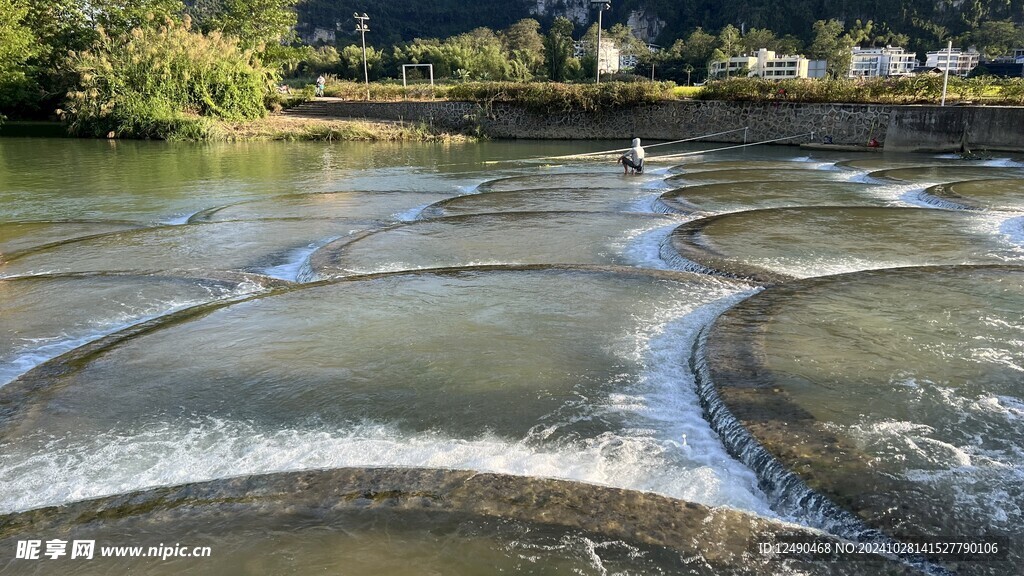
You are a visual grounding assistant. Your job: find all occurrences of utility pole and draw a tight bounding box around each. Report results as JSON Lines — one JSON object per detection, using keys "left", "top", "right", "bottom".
{"left": 941, "top": 40, "right": 952, "bottom": 106}
{"left": 354, "top": 13, "right": 370, "bottom": 100}
{"left": 591, "top": 1, "right": 611, "bottom": 84}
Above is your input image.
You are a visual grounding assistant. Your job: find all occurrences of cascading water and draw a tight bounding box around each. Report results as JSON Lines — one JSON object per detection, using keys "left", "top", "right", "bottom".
{"left": 1, "top": 139, "right": 1021, "bottom": 575}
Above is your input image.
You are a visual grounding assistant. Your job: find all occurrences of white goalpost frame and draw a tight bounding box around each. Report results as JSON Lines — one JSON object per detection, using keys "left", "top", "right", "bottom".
{"left": 402, "top": 64, "right": 435, "bottom": 88}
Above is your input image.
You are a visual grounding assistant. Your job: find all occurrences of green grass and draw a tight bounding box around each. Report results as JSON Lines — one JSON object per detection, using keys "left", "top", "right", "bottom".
{"left": 672, "top": 86, "right": 703, "bottom": 98}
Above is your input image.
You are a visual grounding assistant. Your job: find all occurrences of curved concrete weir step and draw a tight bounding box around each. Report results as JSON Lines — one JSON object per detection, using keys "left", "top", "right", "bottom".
{"left": 921, "top": 178, "right": 1024, "bottom": 211}
{"left": 661, "top": 207, "right": 1024, "bottom": 282}
{"left": 656, "top": 181, "right": 883, "bottom": 215}
{"left": 0, "top": 468, "right": 917, "bottom": 576}
{"left": 308, "top": 212, "right": 679, "bottom": 279}
{"left": 699, "top": 266, "right": 1024, "bottom": 575}
{"left": 0, "top": 219, "right": 381, "bottom": 280}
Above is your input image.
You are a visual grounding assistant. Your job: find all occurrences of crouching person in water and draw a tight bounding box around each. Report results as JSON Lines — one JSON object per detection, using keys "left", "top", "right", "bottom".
{"left": 619, "top": 138, "right": 645, "bottom": 174}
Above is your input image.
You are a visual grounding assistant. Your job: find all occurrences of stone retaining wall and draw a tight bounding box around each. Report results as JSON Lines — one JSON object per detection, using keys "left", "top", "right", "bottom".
{"left": 311, "top": 99, "right": 1023, "bottom": 152}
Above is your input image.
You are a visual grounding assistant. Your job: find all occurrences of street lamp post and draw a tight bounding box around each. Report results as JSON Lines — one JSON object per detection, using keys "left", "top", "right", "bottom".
{"left": 941, "top": 40, "right": 952, "bottom": 107}
{"left": 354, "top": 13, "right": 370, "bottom": 99}
{"left": 590, "top": 0, "right": 611, "bottom": 84}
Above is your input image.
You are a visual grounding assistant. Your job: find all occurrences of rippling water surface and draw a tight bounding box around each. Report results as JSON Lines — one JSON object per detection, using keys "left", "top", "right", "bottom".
{"left": 1, "top": 138, "right": 1022, "bottom": 575}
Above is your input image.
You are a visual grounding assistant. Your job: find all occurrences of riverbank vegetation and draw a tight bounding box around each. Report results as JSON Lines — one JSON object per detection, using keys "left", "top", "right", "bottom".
{"left": 444, "top": 81, "right": 675, "bottom": 113}
{"left": 699, "top": 76, "right": 1024, "bottom": 105}
{"left": 1, "top": 0, "right": 299, "bottom": 139}
{"left": 302, "top": 75, "right": 1024, "bottom": 108}
{"left": 215, "top": 115, "right": 471, "bottom": 142}
{"left": 2, "top": 0, "right": 1024, "bottom": 140}
{"left": 63, "top": 18, "right": 273, "bottom": 140}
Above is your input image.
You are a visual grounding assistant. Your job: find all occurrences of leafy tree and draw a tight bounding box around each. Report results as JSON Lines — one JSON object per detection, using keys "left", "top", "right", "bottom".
{"left": 848, "top": 19, "right": 876, "bottom": 46}
{"left": 717, "top": 24, "right": 742, "bottom": 57}
{"left": 188, "top": 0, "right": 298, "bottom": 50}
{"left": 292, "top": 0, "right": 1024, "bottom": 64}
{"left": 741, "top": 28, "right": 779, "bottom": 54}
{"left": 93, "top": 0, "right": 185, "bottom": 32}
{"left": 5, "top": 0, "right": 184, "bottom": 117}
{"left": 394, "top": 28, "right": 512, "bottom": 81}
{"left": 908, "top": 17, "right": 952, "bottom": 54}
{"left": 339, "top": 44, "right": 385, "bottom": 80}
{"left": 868, "top": 22, "right": 911, "bottom": 48}
{"left": 0, "top": 0, "right": 35, "bottom": 120}
{"left": 544, "top": 17, "right": 575, "bottom": 81}
{"left": 271, "top": 44, "right": 314, "bottom": 77}
{"left": 64, "top": 18, "right": 273, "bottom": 138}
{"left": 776, "top": 34, "right": 805, "bottom": 54}
{"left": 709, "top": 48, "right": 730, "bottom": 78}
{"left": 650, "top": 29, "right": 719, "bottom": 83}
{"left": 500, "top": 18, "right": 544, "bottom": 75}
{"left": 605, "top": 22, "right": 648, "bottom": 71}
{"left": 682, "top": 28, "right": 719, "bottom": 68}
{"left": 301, "top": 45, "right": 340, "bottom": 74}
{"left": 808, "top": 19, "right": 854, "bottom": 78}
{"left": 0, "top": 0, "right": 34, "bottom": 85}
{"left": 447, "top": 28, "right": 510, "bottom": 80}
{"left": 965, "top": 20, "right": 1024, "bottom": 59}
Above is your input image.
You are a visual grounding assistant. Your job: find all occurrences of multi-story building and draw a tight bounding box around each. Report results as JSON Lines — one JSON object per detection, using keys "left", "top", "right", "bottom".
{"left": 848, "top": 46, "right": 917, "bottom": 78}
{"left": 619, "top": 44, "right": 660, "bottom": 72}
{"left": 572, "top": 39, "right": 620, "bottom": 74}
{"left": 619, "top": 53, "right": 639, "bottom": 69}
{"left": 710, "top": 54, "right": 758, "bottom": 77}
{"left": 925, "top": 48, "right": 981, "bottom": 76}
{"left": 710, "top": 49, "right": 827, "bottom": 79}
{"left": 977, "top": 48, "right": 1024, "bottom": 78}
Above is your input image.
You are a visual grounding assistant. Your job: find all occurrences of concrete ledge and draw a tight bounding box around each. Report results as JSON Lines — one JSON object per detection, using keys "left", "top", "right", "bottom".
{"left": 297, "top": 99, "right": 1024, "bottom": 153}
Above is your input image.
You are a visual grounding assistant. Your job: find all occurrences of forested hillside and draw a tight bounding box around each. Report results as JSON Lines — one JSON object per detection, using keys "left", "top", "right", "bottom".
{"left": 299, "top": 0, "right": 534, "bottom": 45}
{"left": 297, "top": 0, "right": 1024, "bottom": 51}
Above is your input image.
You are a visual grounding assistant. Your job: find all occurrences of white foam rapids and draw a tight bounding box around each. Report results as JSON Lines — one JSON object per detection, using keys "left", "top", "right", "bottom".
{"left": 0, "top": 290, "right": 776, "bottom": 522}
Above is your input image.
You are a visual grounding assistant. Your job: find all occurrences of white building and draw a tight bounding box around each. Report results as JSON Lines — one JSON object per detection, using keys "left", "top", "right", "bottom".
{"left": 598, "top": 40, "right": 620, "bottom": 74}
{"left": 620, "top": 53, "right": 639, "bottom": 70}
{"left": 925, "top": 48, "right": 981, "bottom": 76}
{"left": 710, "top": 54, "right": 757, "bottom": 77}
{"left": 1014, "top": 48, "right": 1024, "bottom": 63}
{"left": 573, "top": 39, "right": 620, "bottom": 74}
{"left": 849, "top": 46, "right": 917, "bottom": 78}
{"left": 710, "top": 49, "right": 827, "bottom": 80}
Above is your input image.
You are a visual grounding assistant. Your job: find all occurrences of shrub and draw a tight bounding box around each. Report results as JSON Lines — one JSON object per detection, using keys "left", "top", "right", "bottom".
{"left": 997, "top": 78, "right": 1024, "bottom": 105}
{"left": 322, "top": 79, "right": 445, "bottom": 101}
{"left": 445, "top": 81, "right": 676, "bottom": 113}
{"left": 696, "top": 75, "right": 1017, "bottom": 105}
{"left": 63, "top": 18, "right": 275, "bottom": 139}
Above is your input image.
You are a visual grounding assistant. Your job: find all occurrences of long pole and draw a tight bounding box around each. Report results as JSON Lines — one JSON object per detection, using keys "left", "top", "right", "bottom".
{"left": 361, "top": 29, "right": 369, "bottom": 88}
{"left": 941, "top": 40, "right": 952, "bottom": 106}
{"left": 429, "top": 127, "right": 753, "bottom": 167}
{"left": 355, "top": 13, "right": 370, "bottom": 100}
{"left": 651, "top": 131, "right": 817, "bottom": 161}
{"left": 595, "top": 9, "right": 603, "bottom": 84}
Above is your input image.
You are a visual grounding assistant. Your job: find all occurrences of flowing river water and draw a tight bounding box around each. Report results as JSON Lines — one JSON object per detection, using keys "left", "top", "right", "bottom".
{"left": 0, "top": 138, "right": 1022, "bottom": 575}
